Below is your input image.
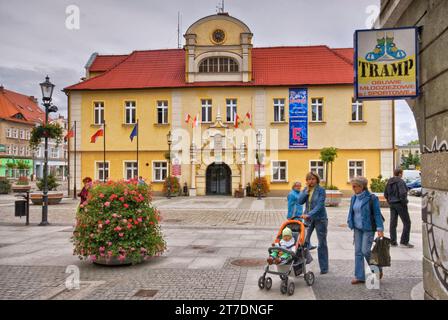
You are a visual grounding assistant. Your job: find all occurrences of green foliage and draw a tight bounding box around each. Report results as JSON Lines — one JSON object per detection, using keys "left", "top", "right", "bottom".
{"left": 37, "top": 174, "right": 60, "bottom": 191}
{"left": 0, "top": 178, "right": 11, "bottom": 194}
{"left": 29, "top": 123, "right": 63, "bottom": 150}
{"left": 5, "top": 162, "right": 16, "bottom": 169}
{"left": 325, "top": 185, "right": 339, "bottom": 190}
{"left": 320, "top": 147, "right": 338, "bottom": 187}
{"left": 72, "top": 179, "right": 165, "bottom": 264}
{"left": 370, "top": 175, "right": 388, "bottom": 193}
{"left": 163, "top": 176, "right": 181, "bottom": 196}
{"left": 251, "top": 177, "right": 270, "bottom": 197}
{"left": 407, "top": 140, "right": 419, "bottom": 146}
{"left": 16, "top": 160, "right": 30, "bottom": 170}
{"left": 401, "top": 152, "right": 421, "bottom": 169}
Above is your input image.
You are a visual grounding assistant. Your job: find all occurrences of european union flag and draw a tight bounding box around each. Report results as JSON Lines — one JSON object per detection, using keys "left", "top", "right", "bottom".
{"left": 130, "top": 123, "right": 138, "bottom": 142}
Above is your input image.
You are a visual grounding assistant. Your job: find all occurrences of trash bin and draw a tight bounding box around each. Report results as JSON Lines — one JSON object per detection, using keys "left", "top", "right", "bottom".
{"left": 15, "top": 200, "right": 26, "bottom": 217}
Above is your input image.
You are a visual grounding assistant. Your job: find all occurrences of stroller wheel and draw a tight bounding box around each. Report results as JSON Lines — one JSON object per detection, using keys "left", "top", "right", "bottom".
{"left": 287, "top": 282, "right": 295, "bottom": 296}
{"left": 305, "top": 271, "right": 315, "bottom": 286}
{"left": 280, "top": 280, "right": 288, "bottom": 294}
{"left": 258, "top": 276, "right": 266, "bottom": 289}
{"left": 280, "top": 275, "right": 287, "bottom": 281}
{"left": 265, "top": 277, "right": 272, "bottom": 290}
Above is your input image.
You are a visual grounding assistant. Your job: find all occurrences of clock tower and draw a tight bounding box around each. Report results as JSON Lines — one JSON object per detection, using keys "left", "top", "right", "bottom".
{"left": 184, "top": 13, "right": 253, "bottom": 83}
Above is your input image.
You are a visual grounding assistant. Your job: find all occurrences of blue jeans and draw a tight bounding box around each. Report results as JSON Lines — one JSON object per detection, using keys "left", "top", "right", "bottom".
{"left": 305, "top": 219, "right": 328, "bottom": 273}
{"left": 353, "top": 228, "right": 382, "bottom": 281}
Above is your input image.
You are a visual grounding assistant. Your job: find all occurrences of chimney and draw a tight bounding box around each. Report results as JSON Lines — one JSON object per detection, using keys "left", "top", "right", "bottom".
{"left": 0, "top": 85, "right": 4, "bottom": 93}
{"left": 29, "top": 96, "right": 38, "bottom": 103}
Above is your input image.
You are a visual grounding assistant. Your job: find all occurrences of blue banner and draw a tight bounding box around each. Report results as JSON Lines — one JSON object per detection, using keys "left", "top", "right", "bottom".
{"left": 289, "top": 88, "right": 308, "bottom": 149}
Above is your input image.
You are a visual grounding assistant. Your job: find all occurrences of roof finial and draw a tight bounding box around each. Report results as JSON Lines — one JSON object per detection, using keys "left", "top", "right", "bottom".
{"left": 216, "top": 0, "right": 225, "bottom": 14}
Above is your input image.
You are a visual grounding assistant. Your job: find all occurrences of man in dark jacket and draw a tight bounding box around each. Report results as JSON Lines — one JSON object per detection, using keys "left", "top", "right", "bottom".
{"left": 384, "top": 168, "right": 414, "bottom": 248}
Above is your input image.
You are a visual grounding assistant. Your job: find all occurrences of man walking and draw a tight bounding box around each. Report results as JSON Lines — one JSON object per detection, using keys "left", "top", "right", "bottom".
{"left": 384, "top": 168, "right": 414, "bottom": 248}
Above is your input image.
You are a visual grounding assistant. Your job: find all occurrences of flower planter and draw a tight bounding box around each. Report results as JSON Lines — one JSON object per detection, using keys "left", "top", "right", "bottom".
{"left": 325, "top": 190, "right": 343, "bottom": 207}
{"left": 93, "top": 255, "right": 142, "bottom": 266}
{"left": 12, "top": 185, "right": 31, "bottom": 193}
{"left": 30, "top": 192, "right": 64, "bottom": 205}
{"left": 373, "top": 192, "right": 389, "bottom": 208}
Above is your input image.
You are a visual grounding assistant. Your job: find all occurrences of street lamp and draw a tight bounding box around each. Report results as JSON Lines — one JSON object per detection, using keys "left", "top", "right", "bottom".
{"left": 166, "top": 130, "right": 173, "bottom": 199}
{"left": 256, "top": 130, "right": 262, "bottom": 200}
{"left": 39, "top": 76, "right": 58, "bottom": 226}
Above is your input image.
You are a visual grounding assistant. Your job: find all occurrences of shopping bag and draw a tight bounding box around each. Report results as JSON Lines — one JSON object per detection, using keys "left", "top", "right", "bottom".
{"left": 369, "top": 237, "right": 391, "bottom": 267}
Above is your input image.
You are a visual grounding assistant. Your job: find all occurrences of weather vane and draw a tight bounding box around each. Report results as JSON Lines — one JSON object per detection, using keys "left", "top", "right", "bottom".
{"left": 216, "top": 0, "right": 225, "bottom": 14}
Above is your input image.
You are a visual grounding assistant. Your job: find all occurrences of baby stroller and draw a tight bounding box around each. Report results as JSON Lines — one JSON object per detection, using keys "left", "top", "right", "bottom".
{"left": 258, "top": 216, "right": 315, "bottom": 295}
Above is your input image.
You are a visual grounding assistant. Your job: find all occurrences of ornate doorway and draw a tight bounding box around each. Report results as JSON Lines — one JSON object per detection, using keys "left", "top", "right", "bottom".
{"left": 206, "top": 163, "right": 231, "bottom": 195}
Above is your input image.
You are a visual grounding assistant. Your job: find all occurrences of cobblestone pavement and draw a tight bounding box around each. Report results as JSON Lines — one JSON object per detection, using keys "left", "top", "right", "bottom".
{"left": 0, "top": 194, "right": 423, "bottom": 300}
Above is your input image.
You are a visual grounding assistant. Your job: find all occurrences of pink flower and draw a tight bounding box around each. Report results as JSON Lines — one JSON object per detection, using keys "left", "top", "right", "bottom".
{"left": 112, "top": 214, "right": 118, "bottom": 218}
{"left": 90, "top": 255, "right": 97, "bottom": 262}
{"left": 104, "top": 201, "right": 110, "bottom": 207}
{"left": 127, "top": 223, "right": 133, "bottom": 229}
{"left": 137, "top": 217, "right": 143, "bottom": 222}
{"left": 105, "top": 219, "right": 110, "bottom": 225}
{"left": 123, "top": 203, "right": 129, "bottom": 209}
{"left": 114, "top": 226, "right": 122, "bottom": 232}
{"left": 118, "top": 255, "right": 126, "bottom": 261}
{"left": 122, "top": 219, "right": 127, "bottom": 223}
{"left": 108, "top": 242, "right": 112, "bottom": 246}
{"left": 107, "top": 250, "right": 113, "bottom": 256}
{"left": 98, "top": 224, "right": 103, "bottom": 229}
{"left": 118, "top": 233, "right": 124, "bottom": 237}
{"left": 99, "top": 193, "right": 104, "bottom": 198}
{"left": 119, "top": 197, "right": 125, "bottom": 202}
{"left": 99, "top": 246, "right": 105, "bottom": 252}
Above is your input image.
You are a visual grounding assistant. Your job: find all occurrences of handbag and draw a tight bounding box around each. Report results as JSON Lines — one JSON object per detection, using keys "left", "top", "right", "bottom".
{"left": 369, "top": 237, "right": 391, "bottom": 267}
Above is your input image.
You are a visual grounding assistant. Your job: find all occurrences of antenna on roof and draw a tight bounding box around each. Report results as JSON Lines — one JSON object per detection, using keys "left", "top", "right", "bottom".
{"left": 177, "top": 11, "right": 182, "bottom": 49}
{"left": 216, "top": 0, "right": 225, "bottom": 14}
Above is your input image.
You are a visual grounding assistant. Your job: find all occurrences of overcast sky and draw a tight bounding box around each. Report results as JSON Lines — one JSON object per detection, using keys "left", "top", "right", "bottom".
{"left": 0, "top": 0, "right": 417, "bottom": 145}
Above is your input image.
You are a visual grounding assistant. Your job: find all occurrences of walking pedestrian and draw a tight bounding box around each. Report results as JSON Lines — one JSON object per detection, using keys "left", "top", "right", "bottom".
{"left": 347, "top": 176, "right": 385, "bottom": 284}
{"left": 384, "top": 168, "right": 414, "bottom": 248}
{"left": 298, "top": 172, "right": 328, "bottom": 274}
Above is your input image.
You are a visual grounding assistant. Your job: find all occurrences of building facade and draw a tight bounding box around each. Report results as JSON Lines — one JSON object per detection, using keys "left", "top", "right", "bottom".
{"left": 66, "top": 13, "right": 394, "bottom": 196}
{"left": 0, "top": 86, "right": 43, "bottom": 178}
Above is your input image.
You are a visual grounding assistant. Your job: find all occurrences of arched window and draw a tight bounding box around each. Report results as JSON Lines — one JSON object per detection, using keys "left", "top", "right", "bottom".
{"left": 199, "top": 57, "right": 239, "bottom": 73}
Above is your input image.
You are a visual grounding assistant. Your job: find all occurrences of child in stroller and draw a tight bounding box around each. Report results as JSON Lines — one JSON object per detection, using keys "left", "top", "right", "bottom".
{"left": 258, "top": 216, "right": 315, "bottom": 295}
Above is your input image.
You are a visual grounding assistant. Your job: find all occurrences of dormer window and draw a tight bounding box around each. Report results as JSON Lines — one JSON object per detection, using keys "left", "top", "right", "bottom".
{"left": 199, "top": 57, "right": 239, "bottom": 73}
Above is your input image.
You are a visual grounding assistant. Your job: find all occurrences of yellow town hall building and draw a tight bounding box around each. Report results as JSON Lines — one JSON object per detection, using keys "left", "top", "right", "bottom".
{"left": 65, "top": 12, "right": 394, "bottom": 196}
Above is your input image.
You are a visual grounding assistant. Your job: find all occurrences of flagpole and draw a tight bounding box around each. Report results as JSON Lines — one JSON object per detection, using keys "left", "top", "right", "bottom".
{"left": 136, "top": 119, "right": 139, "bottom": 177}
{"left": 73, "top": 121, "right": 77, "bottom": 199}
{"left": 103, "top": 120, "right": 106, "bottom": 182}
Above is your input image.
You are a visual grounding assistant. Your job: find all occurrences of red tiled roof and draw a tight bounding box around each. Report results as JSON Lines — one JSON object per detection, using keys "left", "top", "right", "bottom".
{"left": 0, "top": 87, "right": 45, "bottom": 124}
{"left": 88, "top": 54, "right": 129, "bottom": 73}
{"left": 66, "top": 46, "right": 354, "bottom": 91}
{"left": 332, "top": 48, "right": 354, "bottom": 65}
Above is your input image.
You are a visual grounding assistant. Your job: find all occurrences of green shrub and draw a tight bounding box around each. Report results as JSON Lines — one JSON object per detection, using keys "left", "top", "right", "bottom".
{"left": 325, "top": 185, "right": 339, "bottom": 190}
{"left": 370, "top": 175, "right": 388, "bottom": 193}
{"left": 72, "top": 179, "right": 165, "bottom": 264}
{"left": 0, "top": 179, "right": 11, "bottom": 194}
{"left": 37, "top": 174, "right": 60, "bottom": 191}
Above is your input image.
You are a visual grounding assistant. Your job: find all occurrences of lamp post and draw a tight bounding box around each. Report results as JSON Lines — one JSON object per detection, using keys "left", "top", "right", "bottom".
{"left": 256, "top": 130, "right": 262, "bottom": 200}
{"left": 166, "top": 130, "right": 172, "bottom": 199}
{"left": 39, "top": 76, "right": 57, "bottom": 226}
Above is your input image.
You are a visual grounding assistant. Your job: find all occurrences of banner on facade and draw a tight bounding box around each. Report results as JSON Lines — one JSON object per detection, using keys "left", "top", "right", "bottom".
{"left": 354, "top": 27, "right": 419, "bottom": 100}
{"left": 289, "top": 88, "right": 308, "bottom": 149}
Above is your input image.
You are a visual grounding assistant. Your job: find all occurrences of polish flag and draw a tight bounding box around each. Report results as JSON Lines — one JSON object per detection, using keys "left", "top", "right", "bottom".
{"left": 90, "top": 128, "right": 104, "bottom": 143}
{"left": 245, "top": 112, "right": 252, "bottom": 126}
{"left": 234, "top": 113, "right": 240, "bottom": 128}
{"left": 185, "top": 114, "right": 191, "bottom": 124}
{"left": 192, "top": 114, "right": 199, "bottom": 128}
{"left": 64, "top": 126, "right": 74, "bottom": 140}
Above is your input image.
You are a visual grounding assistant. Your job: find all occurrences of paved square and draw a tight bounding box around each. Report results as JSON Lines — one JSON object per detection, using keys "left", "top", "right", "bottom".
{"left": 0, "top": 195, "right": 423, "bottom": 300}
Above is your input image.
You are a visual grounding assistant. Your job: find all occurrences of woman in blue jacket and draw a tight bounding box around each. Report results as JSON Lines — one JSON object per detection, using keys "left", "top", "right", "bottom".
{"left": 347, "top": 176, "right": 385, "bottom": 284}
{"left": 298, "top": 172, "right": 328, "bottom": 274}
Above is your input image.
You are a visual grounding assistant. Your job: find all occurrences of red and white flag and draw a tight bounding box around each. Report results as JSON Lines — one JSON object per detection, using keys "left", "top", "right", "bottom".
{"left": 185, "top": 113, "right": 191, "bottom": 124}
{"left": 192, "top": 114, "right": 199, "bottom": 128}
{"left": 90, "top": 128, "right": 104, "bottom": 143}
{"left": 245, "top": 112, "right": 252, "bottom": 126}
{"left": 234, "top": 113, "right": 240, "bottom": 128}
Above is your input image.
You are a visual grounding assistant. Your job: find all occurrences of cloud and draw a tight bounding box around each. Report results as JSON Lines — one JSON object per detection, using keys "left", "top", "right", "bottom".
{"left": 395, "top": 100, "right": 418, "bottom": 145}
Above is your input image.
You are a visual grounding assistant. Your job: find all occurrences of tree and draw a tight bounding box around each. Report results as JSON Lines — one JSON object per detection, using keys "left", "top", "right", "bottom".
{"left": 320, "top": 147, "right": 338, "bottom": 188}
{"left": 401, "top": 152, "right": 421, "bottom": 169}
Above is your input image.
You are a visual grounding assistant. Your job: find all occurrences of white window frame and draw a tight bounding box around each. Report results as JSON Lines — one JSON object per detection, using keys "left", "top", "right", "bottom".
{"left": 201, "top": 99, "right": 212, "bottom": 123}
{"left": 348, "top": 160, "right": 365, "bottom": 181}
{"left": 95, "top": 161, "right": 110, "bottom": 181}
{"left": 271, "top": 160, "right": 288, "bottom": 182}
{"left": 93, "top": 101, "right": 105, "bottom": 125}
{"left": 309, "top": 160, "right": 325, "bottom": 182}
{"left": 12, "top": 128, "right": 18, "bottom": 139}
{"left": 12, "top": 145, "right": 18, "bottom": 155}
{"left": 50, "top": 147, "right": 59, "bottom": 158}
{"left": 19, "top": 146, "right": 25, "bottom": 156}
{"left": 124, "top": 101, "right": 136, "bottom": 124}
{"left": 351, "top": 99, "right": 364, "bottom": 122}
{"left": 6, "top": 128, "right": 12, "bottom": 138}
{"left": 311, "top": 98, "right": 324, "bottom": 122}
{"left": 152, "top": 161, "right": 168, "bottom": 182}
{"left": 19, "top": 129, "right": 25, "bottom": 140}
{"left": 157, "top": 101, "right": 168, "bottom": 124}
{"left": 273, "top": 98, "right": 285, "bottom": 122}
{"left": 226, "top": 99, "right": 237, "bottom": 122}
{"left": 123, "top": 161, "right": 138, "bottom": 180}
{"left": 25, "top": 130, "right": 30, "bottom": 140}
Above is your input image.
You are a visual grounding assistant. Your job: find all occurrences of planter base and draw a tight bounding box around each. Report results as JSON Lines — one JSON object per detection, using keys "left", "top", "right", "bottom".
{"left": 93, "top": 256, "right": 143, "bottom": 266}
{"left": 30, "top": 192, "right": 63, "bottom": 205}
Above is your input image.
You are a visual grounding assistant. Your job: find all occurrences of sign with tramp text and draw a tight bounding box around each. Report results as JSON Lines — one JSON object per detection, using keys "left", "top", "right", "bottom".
{"left": 354, "top": 27, "right": 419, "bottom": 100}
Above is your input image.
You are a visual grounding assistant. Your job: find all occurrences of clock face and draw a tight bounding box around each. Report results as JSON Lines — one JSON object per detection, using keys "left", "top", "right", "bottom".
{"left": 212, "top": 29, "right": 225, "bottom": 44}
